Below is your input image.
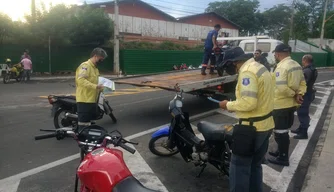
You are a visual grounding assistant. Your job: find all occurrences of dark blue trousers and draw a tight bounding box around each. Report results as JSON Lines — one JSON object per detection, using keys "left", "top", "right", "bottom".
{"left": 297, "top": 92, "right": 313, "bottom": 133}
{"left": 229, "top": 129, "right": 272, "bottom": 192}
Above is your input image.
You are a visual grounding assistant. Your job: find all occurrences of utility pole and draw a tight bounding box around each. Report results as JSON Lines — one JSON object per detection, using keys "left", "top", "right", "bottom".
{"left": 31, "top": 0, "right": 36, "bottom": 22}
{"left": 289, "top": 0, "right": 296, "bottom": 40}
{"left": 319, "top": 0, "right": 329, "bottom": 50}
{"left": 113, "top": 0, "right": 120, "bottom": 75}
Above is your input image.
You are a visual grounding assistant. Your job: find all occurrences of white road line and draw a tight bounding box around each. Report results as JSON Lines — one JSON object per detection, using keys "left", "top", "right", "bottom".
{"left": 315, "top": 86, "right": 329, "bottom": 90}
{"left": 0, "top": 180, "right": 20, "bottom": 192}
{"left": 270, "top": 91, "right": 331, "bottom": 192}
{"left": 119, "top": 145, "right": 169, "bottom": 192}
{"left": 315, "top": 96, "right": 322, "bottom": 99}
{"left": 315, "top": 80, "right": 334, "bottom": 85}
{"left": 316, "top": 90, "right": 330, "bottom": 95}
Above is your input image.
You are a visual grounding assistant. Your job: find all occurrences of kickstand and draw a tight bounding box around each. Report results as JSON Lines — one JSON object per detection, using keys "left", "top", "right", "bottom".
{"left": 196, "top": 164, "right": 207, "bottom": 178}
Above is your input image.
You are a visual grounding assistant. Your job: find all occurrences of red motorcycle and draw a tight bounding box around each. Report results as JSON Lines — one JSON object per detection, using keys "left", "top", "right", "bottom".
{"left": 34, "top": 126, "right": 158, "bottom": 192}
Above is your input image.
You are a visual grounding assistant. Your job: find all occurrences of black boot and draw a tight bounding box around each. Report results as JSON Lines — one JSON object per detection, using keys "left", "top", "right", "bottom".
{"left": 201, "top": 66, "right": 207, "bottom": 75}
{"left": 268, "top": 132, "right": 290, "bottom": 166}
{"left": 294, "top": 132, "right": 308, "bottom": 139}
{"left": 209, "top": 67, "right": 215, "bottom": 74}
{"left": 269, "top": 150, "right": 279, "bottom": 157}
{"left": 269, "top": 132, "right": 280, "bottom": 157}
{"left": 291, "top": 127, "right": 301, "bottom": 134}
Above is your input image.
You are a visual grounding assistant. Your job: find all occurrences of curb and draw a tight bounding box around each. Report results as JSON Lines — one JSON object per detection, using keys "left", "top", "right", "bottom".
{"left": 301, "top": 95, "right": 334, "bottom": 191}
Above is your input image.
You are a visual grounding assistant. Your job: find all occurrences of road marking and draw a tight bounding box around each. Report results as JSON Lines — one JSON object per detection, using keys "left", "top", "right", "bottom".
{"left": 119, "top": 145, "right": 168, "bottom": 192}
{"left": 270, "top": 89, "right": 331, "bottom": 192}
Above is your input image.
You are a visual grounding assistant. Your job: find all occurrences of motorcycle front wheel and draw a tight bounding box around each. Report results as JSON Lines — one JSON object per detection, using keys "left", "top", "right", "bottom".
{"left": 109, "top": 113, "right": 117, "bottom": 123}
{"left": 149, "top": 135, "right": 179, "bottom": 157}
{"left": 3, "top": 74, "right": 10, "bottom": 84}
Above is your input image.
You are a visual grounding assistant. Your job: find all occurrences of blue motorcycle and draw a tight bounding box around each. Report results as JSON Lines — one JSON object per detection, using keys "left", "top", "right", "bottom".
{"left": 148, "top": 91, "right": 233, "bottom": 177}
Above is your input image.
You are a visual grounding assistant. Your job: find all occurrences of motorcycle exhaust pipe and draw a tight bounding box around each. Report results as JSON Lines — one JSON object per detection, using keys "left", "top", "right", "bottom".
{"left": 65, "top": 112, "right": 78, "bottom": 120}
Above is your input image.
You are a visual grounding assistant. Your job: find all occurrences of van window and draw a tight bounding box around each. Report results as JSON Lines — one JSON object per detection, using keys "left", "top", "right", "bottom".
{"left": 244, "top": 43, "right": 271, "bottom": 52}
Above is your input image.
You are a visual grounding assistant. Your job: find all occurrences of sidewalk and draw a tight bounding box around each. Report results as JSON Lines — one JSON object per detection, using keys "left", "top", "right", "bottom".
{"left": 302, "top": 96, "right": 334, "bottom": 192}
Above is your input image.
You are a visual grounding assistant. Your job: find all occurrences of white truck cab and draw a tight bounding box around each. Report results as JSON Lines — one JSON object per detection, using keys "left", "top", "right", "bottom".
{"left": 239, "top": 39, "right": 283, "bottom": 65}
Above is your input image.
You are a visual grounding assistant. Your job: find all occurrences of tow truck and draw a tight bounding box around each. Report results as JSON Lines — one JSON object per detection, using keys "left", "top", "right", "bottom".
{"left": 115, "top": 36, "right": 274, "bottom": 97}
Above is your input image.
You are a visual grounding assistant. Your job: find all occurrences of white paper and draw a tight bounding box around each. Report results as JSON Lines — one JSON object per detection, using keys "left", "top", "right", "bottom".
{"left": 98, "top": 77, "right": 116, "bottom": 93}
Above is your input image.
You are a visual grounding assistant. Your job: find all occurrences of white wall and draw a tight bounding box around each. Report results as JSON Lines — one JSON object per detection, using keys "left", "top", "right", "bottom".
{"left": 109, "top": 14, "right": 239, "bottom": 40}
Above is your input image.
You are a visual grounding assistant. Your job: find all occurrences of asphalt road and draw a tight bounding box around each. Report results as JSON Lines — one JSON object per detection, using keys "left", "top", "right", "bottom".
{"left": 0, "top": 70, "right": 333, "bottom": 192}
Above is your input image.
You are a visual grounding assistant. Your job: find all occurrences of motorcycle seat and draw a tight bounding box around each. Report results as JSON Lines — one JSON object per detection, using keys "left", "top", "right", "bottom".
{"left": 112, "top": 176, "right": 157, "bottom": 192}
{"left": 59, "top": 98, "right": 76, "bottom": 104}
{"left": 197, "top": 121, "right": 233, "bottom": 142}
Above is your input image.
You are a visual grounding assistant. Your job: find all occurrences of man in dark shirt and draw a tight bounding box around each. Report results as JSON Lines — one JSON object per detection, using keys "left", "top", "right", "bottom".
{"left": 201, "top": 24, "right": 221, "bottom": 75}
{"left": 291, "top": 54, "right": 318, "bottom": 139}
{"left": 254, "top": 49, "right": 270, "bottom": 71}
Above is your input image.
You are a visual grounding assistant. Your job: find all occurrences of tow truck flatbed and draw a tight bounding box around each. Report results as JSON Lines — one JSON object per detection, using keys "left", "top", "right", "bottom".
{"left": 115, "top": 69, "right": 237, "bottom": 93}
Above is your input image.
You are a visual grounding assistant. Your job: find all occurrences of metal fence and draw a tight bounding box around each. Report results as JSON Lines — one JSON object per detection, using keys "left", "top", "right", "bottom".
{"left": 0, "top": 45, "right": 114, "bottom": 73}
{"left": 1, "top": 45, "right": 333, "bottom": 74}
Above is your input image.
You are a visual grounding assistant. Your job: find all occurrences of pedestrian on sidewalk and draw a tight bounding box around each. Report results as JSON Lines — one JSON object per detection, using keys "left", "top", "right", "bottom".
{"left": 219, "top": 47, "right": 274, "bottom": 192}
{"left": 292, "top": 54, "right": 318, "bottom": 139}
{"left": 20, "top": 56, "right": 32, "bottom": 82}
{"left": 268, "top": 44, "right": 307, "bottom": 166}
{"left": 75, "top": 48, "right": 106, "bottom": 133}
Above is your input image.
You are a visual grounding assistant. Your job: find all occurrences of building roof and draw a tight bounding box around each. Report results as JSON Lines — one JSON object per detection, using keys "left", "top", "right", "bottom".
{"left": 87, "top": 0, "right": 176, "bottom": 21}
{"left": 87, "top": 1, "right": 240, "bottom": 29}
{"left": 177, "top": 12, "right": 241, "bottom": 29}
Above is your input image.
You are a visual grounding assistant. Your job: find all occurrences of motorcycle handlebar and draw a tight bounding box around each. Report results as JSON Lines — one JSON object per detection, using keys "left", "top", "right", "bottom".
{"left": 35, "top": 133, "right": 57, "bottom": 140}
{"left": 118, "top": 141, "right": 136, "bottom": 154}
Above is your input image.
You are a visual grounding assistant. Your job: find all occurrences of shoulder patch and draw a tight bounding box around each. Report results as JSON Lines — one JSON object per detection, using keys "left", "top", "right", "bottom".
{"left": 242, "top": 78, "right": 250, "bottom": 86}
{"left": 81, "top": 66, "right": 88, "bottom": 71}
{"left": 276, "top": 72, "right": 280, "bottom": 77}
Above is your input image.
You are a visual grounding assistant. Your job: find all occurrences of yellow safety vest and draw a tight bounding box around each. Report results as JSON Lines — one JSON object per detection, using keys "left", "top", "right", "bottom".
{"left": 75, "top": 59, "right": 100, "bottom": 103}
{"left": 273, "top": 56, "right": 307, "bottom": 110}
{"left": 226, "top": 58, "right": 275, "bottom": 132}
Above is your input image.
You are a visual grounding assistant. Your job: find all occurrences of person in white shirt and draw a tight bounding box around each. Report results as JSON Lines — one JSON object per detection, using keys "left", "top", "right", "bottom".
{"left": 21, "top": 56, "right": 32, "bottom": 82}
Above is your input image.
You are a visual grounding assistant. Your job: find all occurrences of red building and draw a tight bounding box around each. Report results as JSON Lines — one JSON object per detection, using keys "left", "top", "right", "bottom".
{"left": 90, "top": 0, "right": 240, "bottom": 45}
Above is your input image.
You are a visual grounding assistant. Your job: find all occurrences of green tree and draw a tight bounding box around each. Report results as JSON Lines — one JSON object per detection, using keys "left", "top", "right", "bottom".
{"left": 293, "top": 2, "right": 312, "bottom": 40}
{"left": 0, "top": 13, "right": 13, "bottom": 44}
{"left": 262, "top": 4, "right": 291, "bottom": 39}
{"left": 67, "top": 5, "right": 114, "bottom": 46}
{"left": 206, "top": 0, "right": 261, "bottom": 35}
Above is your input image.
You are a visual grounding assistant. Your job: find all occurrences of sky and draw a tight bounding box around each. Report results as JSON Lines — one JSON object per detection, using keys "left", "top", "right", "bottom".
{"left": 0, "top": 0, "right": 291, "bottom": 21}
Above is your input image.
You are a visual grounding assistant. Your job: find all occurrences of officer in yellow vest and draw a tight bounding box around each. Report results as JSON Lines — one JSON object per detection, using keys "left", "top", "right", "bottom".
{"left": 75, "top": 48, "right": 107, "bottom": 132}
{"left": 268, "top": 44, "right": 307, "bottom": 166}
{"left": 219, "top": 47, "right": 275, "bottom": 192}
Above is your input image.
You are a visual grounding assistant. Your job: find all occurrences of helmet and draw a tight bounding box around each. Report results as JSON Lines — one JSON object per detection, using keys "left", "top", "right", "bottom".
{"left": 5, "top": 58, "right": 11, "bottom": 64}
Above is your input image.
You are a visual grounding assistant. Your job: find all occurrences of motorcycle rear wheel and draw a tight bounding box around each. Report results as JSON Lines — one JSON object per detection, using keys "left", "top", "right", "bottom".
{"left": 149, "top": 135, "right": 179, "bottom": 157}
{"left": 54, "top": 109, "right": 76, "bottom": 129}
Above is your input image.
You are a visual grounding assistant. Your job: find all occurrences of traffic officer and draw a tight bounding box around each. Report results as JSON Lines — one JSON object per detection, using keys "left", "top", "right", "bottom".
{"left": 201, "top": 24, "right": 221, "bottom": 75}
{"left": 75, "top": 48, "right": 107, "bottom": 132}
{"left": 219, "top": 47, "right": 275, "bottom": 192}
{"left": 268, "top": 44, "right": 307, "bottom": 166}
{"left": 291, "top": 54, "right": 318, "bottom": 139}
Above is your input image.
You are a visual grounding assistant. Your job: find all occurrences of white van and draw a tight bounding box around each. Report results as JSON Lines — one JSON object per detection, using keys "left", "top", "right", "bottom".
{"left": 239, "top": 39, "right": 283, "bottom": 65}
